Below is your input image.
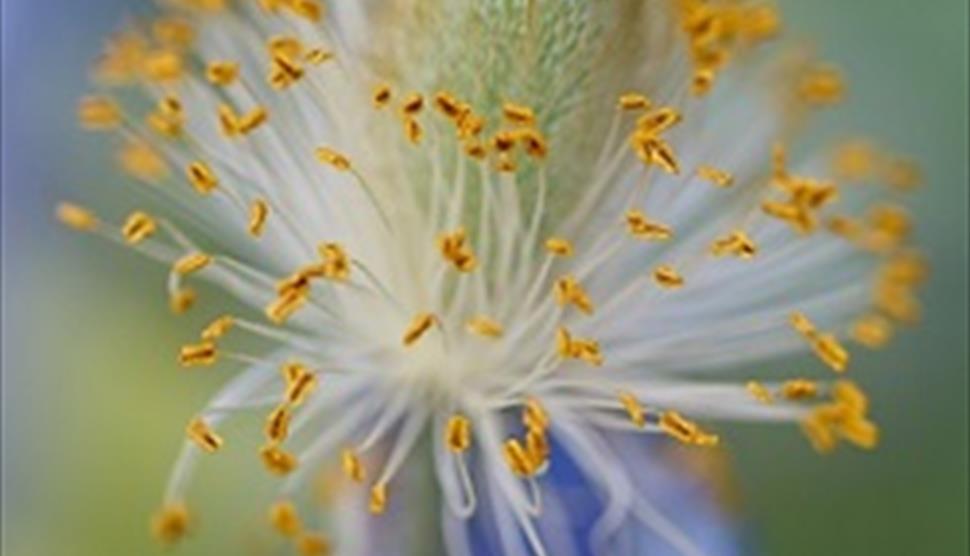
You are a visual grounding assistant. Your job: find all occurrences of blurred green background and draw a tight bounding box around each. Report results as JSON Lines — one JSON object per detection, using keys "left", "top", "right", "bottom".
{"left": 2, "top": 0, "right": 967, "bottom": 554}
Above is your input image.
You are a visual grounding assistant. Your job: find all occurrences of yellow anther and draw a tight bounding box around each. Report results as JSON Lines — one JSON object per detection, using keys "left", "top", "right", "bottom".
{"left": 117, "top": 141, "right": 168, "bottom": 182}
{"left": 691, "top": 68, "right": 715, "bottom": 96}
{"left": 837, "top": 414, "right": 879, "bottom": 450}
{"left": 464, "top": 140, "right": 488, "bottom": 160}
{"left": 883, "top": 157, "right": 923, "bottom": 191}
{"left": 827, "top": 215, "right": 863, "bottom": 240}
{"left": 659, "top": 411, "right": 719, "bottom": 447}
{"left": 175, "top": 0, "right": 227, "bottom": 11}
{"left": 746, "top": 381, "right": 773, "bottom": 404}
{"left": 187, "top": 161, "right": 219, "bottom": 195}
{"left": 186, "top": 416, "right": 223, "bottom": 453}
{"left": 438, "top": 228, "right": 477, "bottom": 272}
{"left": 502, "top": 102, "right": 536, "bottom": 126}
{"left": 652, "top": 265, "right": 685, "bottom": 289}
{"left": 618, "top": 391, "right": 647, "bottom": 427}
{"left": 771, "top": 143, "right": 789, "bottom": 181}
{"left": 522, "top": 398, "right": 549, "bottom": 433}
{"left": 697, "top": 165, "right": 734, "bottom": 187}
{"left": 831, "top": 140, "right": 877, "bottom": 181}
{"left": 268, "top": 52, "right": 305, "bottom": 90}
{"left": 77, "top": 96, "right": 121, "bottom": 130}
{"left": 618, "top": 92, "right": 652, "bottom": 111}
{"left": 636, "top": 107, "right": 681, "bottom": 136}
{"left": 851, "top": 314, "right": 893, "bottom": 349}
{"left": 761, "top": 201, "right": 814, "bottom": 234}
{"left": 268, "top": 500, "right": 301, "bottom": 537}
{"left": 305, "top": 47, "right": 333, "bottom": 65}
{"left": 433, "top": 91, "right": 464, "bottom": 119}
{"left": 514, "top": 128, "right": 549, "bottom": 159}
{"left": 495, "top": 152, "right": 517, "bottom": 173}
{"left": 249, "top": 198, "right": 270, "bottom": 237}
{"left": 555, "top": 327, "right": 604, "bottom": 367}
{"left": 201, "top": 315, "right": 234, "bottom": 341}
{"left": 832, "top": 380, "right": 869, "bottom": 414}
{"left": 402, "top": 312, "right": 437, "bottom": 347}
{"left": 445, "top": 414, "right": 472, "bottom": 453}
{"left": 457, "top": 112, "right": 485, "bottom": 138}
{"left": 314, "top": 147, "right": 351, "bottom": 171}
{"left": 147, "top": 95, "right": 184, "bottom": 138}
{"left": 206, "top": 60, "right": 239, "bottom": 85}
{"left": 781, "top": 379, "right": 819, "bottom": 400}
{"left": 873, "top": 281, "right": 922, "bottom": 323}
{"left": 525, "top": 428, "right": 549, "bottom": 472}
{"left": 284, "top": 366, "right": 317, "bottom": 407}
{"left": 238, "top": 106, "right": 269, "bottom": 135}
{"left": 174, "top": 252, "right": 211, "bottom": 275}
{"left": 403, "top": 117, "right": 423, "bottom": 145}
{"left": 789, "top": 311, "right": 817, "bottom": 337}
{"left": 153, "top": 17, "right": 195, "bottom": 49}
{"left": 341, "top": 448, "right": 365, "bottom": 483}
{"left": 56, "top": 203, "right": 99, "bottom": 232}
{"left": 93, "top": 30, "right": 147, "bottom": 85}
{"left": 260, "top": 444, "right": 298, "bottom": 475}
{"left": 266, "top": 290, "right": 307, "bottom": 324}
{"left": 150, "top": 503, "right": 191, "bottom": 545}
{"left": 554, "top": 275, "right": 594, "bottom": 314}
{"left": 502, "top": 438, "right": 537, "bottom": 477}
{"left": 400, "top": 92, "right": 424, "bottom": 115}
{"left": 143, "top": 49, "right": 184, "bottom": 82}
{"left": 710, "top": 230, "right": 757, "bottom": 259}
{"left": 626, "top": 210, "right": 673, "bottom": 241}
{"left": 122, "top": 211, "right": 157, "bottom": 244}
{"left": 265, "top": 404, "right": 291, "bottom": 443}
{"left": 372, "top": 83, "right": 392, "bottom": 108}
{"left": 491, "top": 130, "right": 518, "bottom": 153}
{"left": 284, "top": 0, "right": 323, "bottom": 21}
{"left": 801, "top": 410, "right": 838, "bottom": 454}
{"left": 812, "top": 333, "right": 850, "bottom": 373}
{"left": 466, "top": 315, "right": 503, "bottom": 338}
{"left": 544, "top": 237, "right": 574, "bottom": 257}
{"left": 296, "top": 532, "right": 332, "bottom": 556}
{"left": 798, "top": 64, "right": 845, "bottom": 106}
{"left": 170, "top": 288, "right": 197, "bottom": 314}
{"left": 369, "top": 482, "right": 388, "bottom": 515}
{"left": 268, "top": 35, "right": 304, "bottom": 60}
{"left": 630, "top": 134, "right": 680, "bottom": 175}
{"left": 218, "top": 104, "right": 240, "bottom": 136}
{"left": 316, "top": 242, "right": 350, "bottom": 281}
{"left": 880, "top": 251, "right": 929, "bottom": 287}
{"left": 179, "top": 340, "right": 217, "bottom": 367}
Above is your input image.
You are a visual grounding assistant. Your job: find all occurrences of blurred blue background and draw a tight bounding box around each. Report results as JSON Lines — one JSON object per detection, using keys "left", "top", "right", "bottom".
{"left": 2, "top": 0, "right": 967, "bottom": 554}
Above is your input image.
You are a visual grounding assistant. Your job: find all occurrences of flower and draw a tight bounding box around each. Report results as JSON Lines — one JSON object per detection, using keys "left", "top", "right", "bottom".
{"left": 60, "top": 0, "right": 926, "bottom": 553}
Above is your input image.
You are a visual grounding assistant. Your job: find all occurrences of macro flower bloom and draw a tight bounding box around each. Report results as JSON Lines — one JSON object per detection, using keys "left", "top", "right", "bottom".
{"left": 60, "top": 0, "right": 926, "bottom": 554}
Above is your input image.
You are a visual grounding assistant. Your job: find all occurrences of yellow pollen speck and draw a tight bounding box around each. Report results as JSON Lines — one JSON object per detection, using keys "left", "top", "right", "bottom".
{"left": 151, "top": 503, "right": 191, "bottom": 545}
{"left": 466, "top": 315, "right": 503, "bottom": 338}
{"left": 369, "top": 482, "right": 388, "bottom": 515}
{"left": 798, "top": 64, "right": 845, "bottom": 106}
{"left": 341, "top": 448, "right": 365, "bottom": 483}
{"left": 56, "top": 203, "right": 99, "bottom": 232}
{"left": 249, "top": 198, "right": 270, "bottom": 237}
{"left": 187, "top": 161, "right": 219, "bottom": 195}
{"left": 174, "top": 252, "right": 211, "bottom": 275}
{"left": 400, "top": 92, "right": 424, "bottom": 115}
{"left": 544, "top": 237, "right": 574, "bottom": 257}
{"left": 305, "top": 47, "right": 333, "bottom": 65}
{"left": 652, "top": 265, "right": 684, "bottom": 289}
{"left": 143, "top": 49, "right": 184, "bottom": 82}
{"left": 372, "top": 83, "right": 392, "bottom": 108}
{"left": 206, "top": 60, "right": 239, "bottom": 85}
{"left": 152, "top": 17, "right": 195, "bottom": 49}
{"left": 186, "top": 416, "right": 223, "bottom": 453}
{"left": 260, "top": 444, "right": 298, "bottom": 475}
{"left": 314, "top": 147, "right": 351, "bottom": 171}
{"left": 179, "top": 340, "right": 217, "bottom": 367}
{"left": 403, "top": 117, "right": 423, "bottom": 145}
{"left": 402, "top": 312, "right": 437, "bottom": 347}
{"left": 118, "top": 141, "right": 169, "bottom": 182}
{"left": 78, "top": 96, "right": 122, "bottom": 130}
{"left": 122, "top": 211, "right": 157, "bottom": 244}
{"left": 445, "top": 414, "right": 472, "bottom": 452}
{"left": 746, "top": 381, "right": 773, "bottom": 404}
{"left": 268, "top": 500, "right": 301, "bottom": 537}
{"left": 697, "top": 165, "right": 734, "bottom": 187}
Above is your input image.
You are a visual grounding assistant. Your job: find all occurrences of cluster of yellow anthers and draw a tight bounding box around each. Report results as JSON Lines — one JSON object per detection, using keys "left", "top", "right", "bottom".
{"left": 57, "top": 0, "right": 929, "bottom": 552}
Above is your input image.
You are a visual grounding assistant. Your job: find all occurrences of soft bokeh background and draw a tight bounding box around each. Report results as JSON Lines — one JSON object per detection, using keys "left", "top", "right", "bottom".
{"left": 2, "top": 0, "right": 967, "bottom": 554}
